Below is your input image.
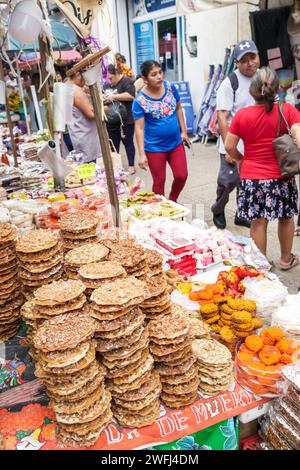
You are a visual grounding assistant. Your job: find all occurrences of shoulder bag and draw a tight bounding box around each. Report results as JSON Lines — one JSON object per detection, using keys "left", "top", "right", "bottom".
{"left": 105, "top": 101, "right": 127, "bottom": 128}
{"left": 272, "top": 103, "right": 300, "bottom": 177}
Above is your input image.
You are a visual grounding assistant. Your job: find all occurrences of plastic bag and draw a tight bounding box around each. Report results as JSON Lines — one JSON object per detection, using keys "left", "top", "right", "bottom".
{"left": 268, "top": 406, "right": 300, "bottom": 449}
{"left": 259, "top": 415, "right": 293, "bottom": 450}
{"left": 243, "top": 277, "right": 288, "bottom": 324}
{"left": 272, "top": 293, "right": 300, "bottom": 340}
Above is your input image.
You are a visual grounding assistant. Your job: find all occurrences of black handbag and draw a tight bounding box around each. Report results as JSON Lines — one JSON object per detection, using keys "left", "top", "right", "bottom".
{"left": 105, "top": 101, "right": 127, "bottom": 127}
{"left": 273, "top": 103, "right": 300, "bottom": 177}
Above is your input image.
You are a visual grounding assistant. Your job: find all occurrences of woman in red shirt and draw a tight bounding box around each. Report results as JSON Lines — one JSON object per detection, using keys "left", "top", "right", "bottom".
{"left": 225, "top": 67, "right": 300, "bottom": 270}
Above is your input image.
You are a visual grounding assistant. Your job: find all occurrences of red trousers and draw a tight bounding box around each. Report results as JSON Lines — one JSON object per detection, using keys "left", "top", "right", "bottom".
{"left": 146, "top": 143, "right": 188, "bottom": 202}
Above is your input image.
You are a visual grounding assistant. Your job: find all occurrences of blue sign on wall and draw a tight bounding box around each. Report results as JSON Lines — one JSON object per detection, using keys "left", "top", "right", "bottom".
{"left": 134, "top": 21, "right": 155, "bottom": 74}
{"left": 135, "top": 0, "right": 176, "bottom": 16}
{"left": 173, "top": 81, "right": 194, "bottom": 134}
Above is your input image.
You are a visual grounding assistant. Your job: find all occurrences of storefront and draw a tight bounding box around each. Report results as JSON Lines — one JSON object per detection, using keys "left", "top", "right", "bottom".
{"left": 127, "top": 0, "right": 183, "bottom": 81}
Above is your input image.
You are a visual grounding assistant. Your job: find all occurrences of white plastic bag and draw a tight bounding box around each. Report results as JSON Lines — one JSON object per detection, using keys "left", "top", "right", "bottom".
{"left": 243, "top": 277, "right": 288, "bottom": 324}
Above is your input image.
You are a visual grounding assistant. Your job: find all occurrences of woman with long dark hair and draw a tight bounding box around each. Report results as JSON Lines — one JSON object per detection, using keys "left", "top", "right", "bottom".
{"left": 225, "top": 67, "right": 300, "bottom": 270}
{"left": 132, "top": 60, "right": 189, "bottom": 202}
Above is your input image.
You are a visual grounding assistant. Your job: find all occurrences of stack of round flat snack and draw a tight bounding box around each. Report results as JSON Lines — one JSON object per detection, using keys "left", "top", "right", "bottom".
{"left": 107, "top": 239, "right": 148, "bottom": 279}
{"left": 21, "top": 300, "right": 43, "bottom": 361}
{"left": 33, "top": 309, "right": 112, "bottom": 447}
{"left": 140, "top": 274, "right": 171, "bottom": 320}
{"left": 24, "top": 280, "right": 87, "bottom": 360}
{"left": 78, "top": 261, "right": 126, "bottom": 296}
{"left": 149, "top": 306, "right": 199, "bottom": 408}
{"left": 0, "top": 223, "right": 23, "bottom": 341}
{"left": 188, "top": 316, "right": 211, "bottom": 339}
{"left": 64, "top": 243, "right": 109, "bottom": 280}
{"left": 91, "top": 276, "right": 160, "bottom": 427}
{"left": 145, "top": 249, "right": 164, "bottom": 277}
{"left": 16, "top": 230, "right": 63, "bottom": 298}
{"left": 60, "top": 211, "right": 100, "bottom": 251}
{"left": 192, "top": 338, "right": 234, "bottom": 396}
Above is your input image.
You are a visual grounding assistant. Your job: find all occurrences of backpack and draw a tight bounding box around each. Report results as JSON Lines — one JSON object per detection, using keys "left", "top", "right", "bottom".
{"left": 210, "top": 71, "right": 239, "bottom": 135}
{"left": 228, "top": 71, "right": 239, "bottom": 106}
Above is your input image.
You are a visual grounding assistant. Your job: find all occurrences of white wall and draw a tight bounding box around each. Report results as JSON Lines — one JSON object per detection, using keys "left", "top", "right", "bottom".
{"left": 182, "top": 3, "right": 257, "bottom": 112}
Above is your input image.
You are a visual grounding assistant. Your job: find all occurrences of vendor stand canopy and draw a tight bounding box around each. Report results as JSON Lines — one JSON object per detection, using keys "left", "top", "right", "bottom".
{"left": 6, "top": 17, "right": 77, "bottom": 53}
{"left": 177, "top": 0, "right": 259, "bottom": 14}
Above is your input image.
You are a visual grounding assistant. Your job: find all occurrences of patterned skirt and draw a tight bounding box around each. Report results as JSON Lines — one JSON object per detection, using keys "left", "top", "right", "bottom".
{"left": 237, "top": 178, "right": 298, "bottom": 221}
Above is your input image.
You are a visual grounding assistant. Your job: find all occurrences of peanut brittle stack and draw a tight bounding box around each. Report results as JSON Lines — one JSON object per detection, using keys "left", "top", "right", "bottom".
{"left": 149, "top": 305, "right": 199, "bottom": 408}
{"left": 78, "top": 261, "right": 126, "bottom": 297}
{"left": 33, "top": 289, "right": 112, "bottom": 447}
{"left": 22, "top": 280, "right": 86, "bottom": 361}
{"left": 90, "top": 276, "right": 161, "bottom": 427}
{"left": 16, "top": 229, "right": 63, "bottom": 299}
{"left": 105, "top": 237, "right": 149, "bottom": 279}
{"left": 145, "top": 249, "right": 164, "bottom": 277}
{"left": 0, "top": 223, "right": 23, "bottom": 341}
{"left": 60, "top": 211, "right": 100, "bottom": 251}
{"left": 64, "top": 243, "right": 109, "bottom": 281}
{"left": 140, "top": 274, "right": 172, "bottom": 321}
{"left": 192, "top": 338, "right": 234, "bottom": 396}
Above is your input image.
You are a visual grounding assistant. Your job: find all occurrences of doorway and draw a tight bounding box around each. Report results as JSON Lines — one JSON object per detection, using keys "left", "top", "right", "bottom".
{"left": 156, "top": 17, "right": 179, "bottom": 82}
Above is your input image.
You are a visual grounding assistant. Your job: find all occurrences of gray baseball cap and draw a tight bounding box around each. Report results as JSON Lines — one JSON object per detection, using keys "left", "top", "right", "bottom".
{"left": 234, "top": 40, "right": 258, "bottom": 61}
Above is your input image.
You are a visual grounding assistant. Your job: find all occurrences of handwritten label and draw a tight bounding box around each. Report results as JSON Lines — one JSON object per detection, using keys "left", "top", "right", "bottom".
{"left": 76, "top": 163, "right": 96, "bottom": 180}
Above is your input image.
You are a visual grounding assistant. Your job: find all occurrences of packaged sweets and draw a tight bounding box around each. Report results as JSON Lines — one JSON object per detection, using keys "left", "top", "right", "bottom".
{"left": 276, "top": 397, "right": 300, "bottom": 435}
{"left": 259, "top": 416, "right": 293, "bottom": 450}
{"left": 269, "top": 407, "right": 300, "bottom": 449}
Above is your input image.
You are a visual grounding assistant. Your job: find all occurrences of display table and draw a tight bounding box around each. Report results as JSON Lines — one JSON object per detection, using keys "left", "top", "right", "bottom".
{"left": 0, "top": 324, "right": 269, "bottom": 450}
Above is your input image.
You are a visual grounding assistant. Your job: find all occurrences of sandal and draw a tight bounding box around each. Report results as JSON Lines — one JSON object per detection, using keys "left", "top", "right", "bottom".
{"left": 128, "top": 167, "right": 136, "bottom": 175}
{"left": 294, "top": 227, "right": 300, "bottom": 236}
{"left": 279, "top": 253, "right": 300, "bottom": 271}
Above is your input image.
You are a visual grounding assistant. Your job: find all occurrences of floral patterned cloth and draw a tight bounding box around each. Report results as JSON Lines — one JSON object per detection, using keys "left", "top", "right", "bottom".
{"left": 132, "top": 80, "right": 181, "bottom": 152}
{"left": 238, "top": 178, "right": 298, "bottom": 221}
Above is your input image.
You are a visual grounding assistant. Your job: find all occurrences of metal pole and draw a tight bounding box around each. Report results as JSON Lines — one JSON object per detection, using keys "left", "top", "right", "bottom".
{"left": 0, "top": 58, "right": 18, "bottom": 167}
{"left": 89, "top": 83, "right": 121, "bottom": 227}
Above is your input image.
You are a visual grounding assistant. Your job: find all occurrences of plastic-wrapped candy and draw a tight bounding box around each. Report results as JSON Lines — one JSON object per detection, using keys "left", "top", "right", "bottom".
{"left": 269, "top": 406, "right": 300, "bottom": 449}
{"left": 259, "top": 415, "right": 293, "bottom": 450}
{"left": 276, "top": 397, "right": 300, "bottom": 434}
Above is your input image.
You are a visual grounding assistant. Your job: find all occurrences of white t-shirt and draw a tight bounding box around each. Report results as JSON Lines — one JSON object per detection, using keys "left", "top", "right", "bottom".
{"left": 216, "top": 69, "right": 255, "bottom": 154}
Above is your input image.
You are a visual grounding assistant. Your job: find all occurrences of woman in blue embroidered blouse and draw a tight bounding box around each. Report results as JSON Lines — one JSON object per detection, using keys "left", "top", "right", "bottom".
{"left": 132, "top": 60, "right": 190, "bottom": 202}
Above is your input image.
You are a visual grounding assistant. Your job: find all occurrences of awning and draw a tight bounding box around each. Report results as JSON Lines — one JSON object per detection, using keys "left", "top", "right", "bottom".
{"left": 177, "top": 0, "right": 259, "bottom": 15}
{"left": 18, "top": 49, "right": 82, "bottom": 68}
{"left": 6, "top": 17, "right": 77, "bottom": 52}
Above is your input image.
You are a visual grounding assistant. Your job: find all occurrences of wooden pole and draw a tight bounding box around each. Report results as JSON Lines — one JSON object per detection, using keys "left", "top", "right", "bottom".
{"left": 0, "top": 58, "right": 18, "bottom": 167}
{"left": 89, "top": 84, "right": 120, "bottom": 227}
{"left": 67, "top": 49, "right": 120, "bottom": 227}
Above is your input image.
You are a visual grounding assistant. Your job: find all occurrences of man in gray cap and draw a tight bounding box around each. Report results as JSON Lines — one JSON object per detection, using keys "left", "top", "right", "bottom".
{"left": 211, "top": 39, "right": 260, "bottom": 229}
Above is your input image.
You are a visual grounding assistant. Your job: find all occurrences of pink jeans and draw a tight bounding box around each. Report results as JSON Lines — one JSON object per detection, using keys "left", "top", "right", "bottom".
{"left": 146, "top": 143, "right": 188, "bottom": 202}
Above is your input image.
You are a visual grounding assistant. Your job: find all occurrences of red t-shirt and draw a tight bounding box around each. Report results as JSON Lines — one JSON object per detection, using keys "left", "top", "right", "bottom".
{"left": 229, "top": 103, "right": 300, "bottom": 179}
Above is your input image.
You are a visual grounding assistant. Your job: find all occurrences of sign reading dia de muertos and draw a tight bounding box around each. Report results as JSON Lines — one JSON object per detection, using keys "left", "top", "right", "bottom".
{"left": 54, "top": 0, "right": 106, "bottom": 36}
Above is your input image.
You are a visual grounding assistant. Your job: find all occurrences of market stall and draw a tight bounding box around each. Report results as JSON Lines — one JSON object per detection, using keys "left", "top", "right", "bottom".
{"left": 0, "top": 1, "right": 300, "bottom": 454}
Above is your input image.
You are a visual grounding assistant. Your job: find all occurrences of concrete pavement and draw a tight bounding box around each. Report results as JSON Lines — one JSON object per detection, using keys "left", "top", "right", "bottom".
{"left": 123, "top": 141, "right": 300, "bottom": 294}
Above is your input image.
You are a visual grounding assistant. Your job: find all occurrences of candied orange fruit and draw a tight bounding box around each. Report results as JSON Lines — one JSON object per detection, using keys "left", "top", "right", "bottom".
{"left": 258, "top": 345, "right": 281, "bottom": 366}
{"left": 245, "top": 334, "right": 264, "bottom": 353}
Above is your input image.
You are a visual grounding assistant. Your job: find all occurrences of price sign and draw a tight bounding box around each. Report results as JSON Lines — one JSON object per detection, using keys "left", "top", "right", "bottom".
{"left": 76, "top": 163, "right": 96, "bottom": 180}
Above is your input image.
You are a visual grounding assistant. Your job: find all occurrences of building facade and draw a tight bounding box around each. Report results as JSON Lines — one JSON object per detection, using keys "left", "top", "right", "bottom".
{"left": 109, "top": 1, "right": 257, "bottom": 112}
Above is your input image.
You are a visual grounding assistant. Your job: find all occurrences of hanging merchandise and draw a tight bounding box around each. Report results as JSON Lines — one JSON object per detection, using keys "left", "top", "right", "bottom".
{"left": 193, "top": 47, "right": 234, "bottom": 141}
{"left": 250, "top": 7, "right": 293, "bottom": 69}
{"left": 8, "top": 0, "right": 43, "bottom": 45}
{"left": 53, "top": 0, "right": 107, "bottom": 37}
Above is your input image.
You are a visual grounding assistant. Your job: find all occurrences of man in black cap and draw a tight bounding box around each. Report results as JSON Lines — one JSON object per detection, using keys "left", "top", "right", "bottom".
{"left": 211, "top": 39, "right": 260, "bottom": 229}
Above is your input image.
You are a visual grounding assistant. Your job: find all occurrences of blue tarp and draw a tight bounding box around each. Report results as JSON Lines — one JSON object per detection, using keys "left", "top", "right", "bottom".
{"left": 7, "top": 18, "right": 77, "bottom": 52}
